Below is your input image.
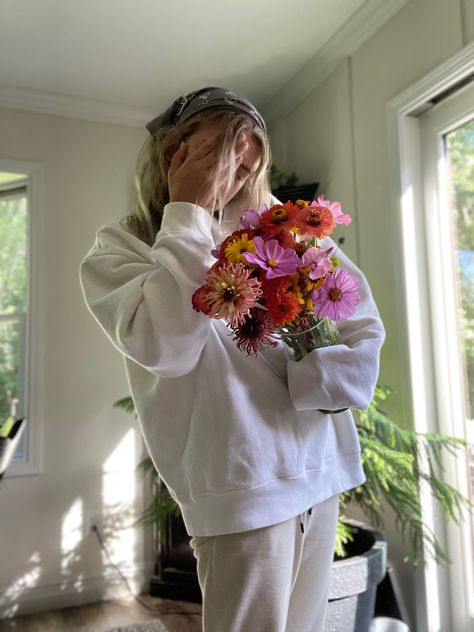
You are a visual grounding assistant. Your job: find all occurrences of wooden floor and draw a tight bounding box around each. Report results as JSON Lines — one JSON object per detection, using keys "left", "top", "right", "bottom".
{"left": 0, "top": 594, "right": 203, "bottom": 632}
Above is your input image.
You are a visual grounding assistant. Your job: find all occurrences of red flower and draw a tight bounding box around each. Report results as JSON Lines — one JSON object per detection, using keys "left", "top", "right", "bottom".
{"left": 267, "top": 291, "right": 302, "bottom": 327}
{"left": 260, "top": 275, "right": 293, "bottom": 302}
{"left": 294, "top": 204, "right": 336, "bottom": 238}
{"left": 260, "top": 202, "right": 299, "bottom": 237}
{"left": 192, "top": 286, "right": 213, "bottom": 314}
{"left": 272, "top": 229, "right": 296, "bottom": 249}
{"left": 232, "top": 308, "right": 278, "bottom": 355}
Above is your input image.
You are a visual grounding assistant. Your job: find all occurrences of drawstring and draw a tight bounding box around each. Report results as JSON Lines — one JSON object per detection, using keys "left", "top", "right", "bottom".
{"left": 300, "top": 506, "right": 313, "bottom": 533}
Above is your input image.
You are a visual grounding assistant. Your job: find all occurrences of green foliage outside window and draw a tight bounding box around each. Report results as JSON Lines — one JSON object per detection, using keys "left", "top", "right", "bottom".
{"left": 0, "top": 193, "right": 27, "bottom": 425}
{"left": 447, "top": 121, "right": 474, "bottom": 418}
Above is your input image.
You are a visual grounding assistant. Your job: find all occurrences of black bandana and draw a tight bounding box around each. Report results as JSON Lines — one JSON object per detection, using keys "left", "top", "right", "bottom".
{"left": 145, "top": 86, "right": 266, "bottom": 135}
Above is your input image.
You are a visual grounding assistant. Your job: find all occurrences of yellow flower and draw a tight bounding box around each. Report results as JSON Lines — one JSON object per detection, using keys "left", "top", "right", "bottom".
{"left": 225, "top": 234, "right": 256, "bottom": 264}
{"left": 290, "top": 275, "right": 305, "bottom": 305}
{"left": 306, "top": 298, "right": 314, "bottom": 311}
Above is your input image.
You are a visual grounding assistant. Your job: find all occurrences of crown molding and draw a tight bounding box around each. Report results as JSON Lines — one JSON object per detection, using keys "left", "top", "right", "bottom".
{"left": 0, "top": 84, "right": 154, "bottom": 129}
{"left": 262, "top": 0, "right": 411, "bottom": 126}
{"left": 387, "top": 40, "right": 474, "bottom": 115}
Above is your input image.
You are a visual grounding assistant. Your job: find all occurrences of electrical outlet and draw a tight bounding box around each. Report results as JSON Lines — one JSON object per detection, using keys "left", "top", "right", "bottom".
{"left": 88, "top": 512, "right": 103, "bottom": 534}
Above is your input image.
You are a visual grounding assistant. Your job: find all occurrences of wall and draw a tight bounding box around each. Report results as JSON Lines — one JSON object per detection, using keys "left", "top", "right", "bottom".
{"left": 0, "top": 106, "right": 153, "bottom": 616}
{"left": 268, "top": 0, "right": 472, "bottom": 628}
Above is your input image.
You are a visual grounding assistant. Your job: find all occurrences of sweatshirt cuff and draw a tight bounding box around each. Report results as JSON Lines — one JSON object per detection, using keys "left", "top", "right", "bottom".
{"left": 160, "top": 202, "right": 213, "bottom": 241}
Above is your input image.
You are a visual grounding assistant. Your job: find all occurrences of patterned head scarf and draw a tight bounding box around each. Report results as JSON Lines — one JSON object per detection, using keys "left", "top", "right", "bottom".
{"left": 145, "top": 86, "right": 266, "bottom": 135}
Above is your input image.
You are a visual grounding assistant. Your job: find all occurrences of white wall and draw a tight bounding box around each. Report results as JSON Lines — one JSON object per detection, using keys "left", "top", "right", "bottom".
{"left": 268, "top": 0, "right": 473, "bottom": 628}
{"left": 0, "top": 106, "right": 154, "bottom": 616}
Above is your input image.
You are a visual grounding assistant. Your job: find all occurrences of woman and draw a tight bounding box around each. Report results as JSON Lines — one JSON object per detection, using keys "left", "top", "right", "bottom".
{"left": 79, "top": 86, "right": 385, "bottom": 631}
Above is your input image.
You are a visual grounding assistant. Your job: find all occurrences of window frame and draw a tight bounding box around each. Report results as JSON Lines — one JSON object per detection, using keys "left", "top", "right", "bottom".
{"left": 387, "top": 42, "right": 474, "bottom": 632}
{"left": 0, "top": 159, "right": 43, "bottom": 478}
{"left": 419, "top": 81, "right": 474, "bottom": 632}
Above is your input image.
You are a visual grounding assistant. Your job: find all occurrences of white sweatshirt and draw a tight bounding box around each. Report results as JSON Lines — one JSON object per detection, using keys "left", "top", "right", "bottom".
{"left": 79, "top": 200, "right": 385, "bottom": 537}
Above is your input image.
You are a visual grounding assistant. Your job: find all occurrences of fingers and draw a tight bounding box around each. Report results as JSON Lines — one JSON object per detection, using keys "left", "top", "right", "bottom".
{"left": 168, "top": 141, "right": 188, "bottom": 178}
{"left": 191, "top": 131, "right": 249, "bottom": 166}
{"left": 191, "top": 133, "right": 225, "bottom": 162}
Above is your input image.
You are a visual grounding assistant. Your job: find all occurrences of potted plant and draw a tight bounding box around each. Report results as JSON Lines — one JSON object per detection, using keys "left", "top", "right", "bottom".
{"left": 270, "top": 164, "right": 320, "bottom": 202}
{"left": 114, "top": 385, "right": 471, "bottom": 627}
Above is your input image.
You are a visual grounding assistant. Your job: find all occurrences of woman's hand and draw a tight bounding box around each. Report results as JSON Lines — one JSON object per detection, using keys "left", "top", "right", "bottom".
{"left": 168, "top": 132, "right": 250, "bottom": 212}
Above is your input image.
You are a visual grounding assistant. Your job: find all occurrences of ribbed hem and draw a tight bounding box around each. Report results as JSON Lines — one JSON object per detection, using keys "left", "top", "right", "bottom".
{"left": 179, "top": 450, "right": 365, "bottom": 537}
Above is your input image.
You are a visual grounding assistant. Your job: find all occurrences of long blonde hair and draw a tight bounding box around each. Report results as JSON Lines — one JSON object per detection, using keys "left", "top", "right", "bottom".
{"left": 122, "top": 107, "right": 273, "bottom": 245}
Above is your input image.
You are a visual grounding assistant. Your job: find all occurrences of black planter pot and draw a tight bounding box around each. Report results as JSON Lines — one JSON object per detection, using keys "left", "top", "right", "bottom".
{"left": 150, "top": 516, "right": 387, "bottom": 631}
{"left": 325, "top": 519, "right": 387, "bottom": 632}
{"left": 273, "top": 182, "right": 320, "bottom": 203}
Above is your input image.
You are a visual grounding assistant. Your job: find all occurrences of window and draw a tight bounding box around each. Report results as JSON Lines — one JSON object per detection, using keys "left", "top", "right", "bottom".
{"left": 388, "top": 43, "right": 474, "bottom": 632}
{"left": 420, "top": 82, "right": 474, "bottom": 629}
{"left": 0, "top": 172, "right": 28, "bottom": 461}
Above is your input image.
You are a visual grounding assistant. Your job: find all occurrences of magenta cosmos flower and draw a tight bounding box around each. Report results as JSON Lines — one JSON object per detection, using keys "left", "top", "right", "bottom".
{"left": 314, "top": 194, "right": 352, "bottom": 225}
{"left": 240, "top": 206, "right": 264, "bottom": 230}
{"left": 300, "top": 246, "right": 334, "bottom": 280}
{"left": 312, "top": 267, "right": 360, "bottom": 320}
{"left": 192, "top": 262, "right": 262, "bottom": 328}
{"left": 243, "top": 236, "right": 299, "bottom": 279}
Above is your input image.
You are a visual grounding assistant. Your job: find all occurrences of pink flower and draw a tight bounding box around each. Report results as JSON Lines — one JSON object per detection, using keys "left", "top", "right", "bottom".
{"left": 240, "top": 207, "right": 262, "bottom": 230}
{"left": 312, "top": 267, "right": 360, "bottom": 320}
{"left": 300, "top": 246, "right": 334, "bottom": 280}
{"left": 243, "top": 236, "right": 299, "bottom": 279}
{"left": 198, "top": 262, "right": 262, "bottom": 328}
{"left": 313, "top": 195, "right": 352, "bottom": 225}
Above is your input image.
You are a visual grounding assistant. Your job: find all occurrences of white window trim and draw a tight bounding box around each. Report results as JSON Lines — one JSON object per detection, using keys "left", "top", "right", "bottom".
{"left": 0, "top": 158, "right": 44, "bottom": 478}
{"left": 386, "top": 41, "right": 474, "bottom": 632}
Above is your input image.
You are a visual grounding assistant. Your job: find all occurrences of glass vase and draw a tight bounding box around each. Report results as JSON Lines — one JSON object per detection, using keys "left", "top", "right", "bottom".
{"left": 280, "top": 315, "right": 340, "bottom": 362}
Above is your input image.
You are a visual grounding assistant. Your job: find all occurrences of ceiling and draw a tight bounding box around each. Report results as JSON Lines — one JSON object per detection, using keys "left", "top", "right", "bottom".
{"left": 0, "top": 0, "right": 407, "bottom": 126}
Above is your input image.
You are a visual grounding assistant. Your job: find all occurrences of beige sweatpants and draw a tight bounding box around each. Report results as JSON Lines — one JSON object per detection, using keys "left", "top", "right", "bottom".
{"left": 189, "top": 493, "right": 339, "bottom": 632}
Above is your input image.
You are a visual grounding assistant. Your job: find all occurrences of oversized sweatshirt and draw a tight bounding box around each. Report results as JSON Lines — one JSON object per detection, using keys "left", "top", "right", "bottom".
{"left": 79, "top": 199, "right": 385, "bottom": 537}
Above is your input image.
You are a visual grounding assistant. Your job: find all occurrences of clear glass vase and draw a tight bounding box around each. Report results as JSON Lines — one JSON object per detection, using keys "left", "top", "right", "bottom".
{"left": 280, "top": 315, "right": 340, "bottom": 362}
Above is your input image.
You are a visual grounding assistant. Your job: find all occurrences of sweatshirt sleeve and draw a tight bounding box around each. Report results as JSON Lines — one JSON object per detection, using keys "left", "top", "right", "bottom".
{"left": 79, "top": 202, "right": 215, "bottom": 379}
{"left": 287, "top": 236, "right": 386, "bottom": 412}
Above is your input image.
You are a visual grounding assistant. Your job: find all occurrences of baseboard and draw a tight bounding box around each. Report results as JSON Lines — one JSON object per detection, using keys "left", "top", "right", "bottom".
{"left": 0, "top": 561, "right": 154, "bottom": 619}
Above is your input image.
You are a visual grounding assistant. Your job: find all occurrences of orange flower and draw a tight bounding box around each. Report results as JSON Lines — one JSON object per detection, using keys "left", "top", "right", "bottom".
{"left": 294, "top": 204, "right": 336, "bottom": 238}
{"left": 267, "top": 291, "right": 302, "bottom": 326}
{"left": 272, "top": 229, "right": 296, "bottom": 249}
{"left": 260, "top": 275, "right": 293, "bottom": 302}
{"left": 260, "top": 202, "right": 299, "bottom": 236}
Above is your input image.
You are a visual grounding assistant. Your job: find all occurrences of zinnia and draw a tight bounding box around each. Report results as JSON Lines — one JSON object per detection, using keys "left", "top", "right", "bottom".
{"left": 294, "top": 204, "right": 336, "bottom": 238}
{"left": 314, "top": 194, "right": 352, "bottom": 225}
{"left": 232, "top": 308, "right": 277, "bottom": 355}
{"left": 267, "top": 291, "right": 301, "bottom": 327}
{"left": 260, "top": 202, "right": 299, "bottom": 236}
{"left": 193, "top": 262, "right": 262, "bottom": 328}
{"left": 225, "top": 233, "right": 256, "bottom": 264}
{"left": 311, "top": 267, "right": 360, "bottom": 320}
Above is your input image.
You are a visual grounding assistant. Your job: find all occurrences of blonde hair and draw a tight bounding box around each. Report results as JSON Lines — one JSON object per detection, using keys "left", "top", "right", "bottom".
{"left": 122, "top": 107, "right": 273, "bottom": 245}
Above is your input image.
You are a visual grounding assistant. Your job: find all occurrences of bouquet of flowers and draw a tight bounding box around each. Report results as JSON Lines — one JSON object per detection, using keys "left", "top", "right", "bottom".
{"left": 192, "top": 196, "right": 361, "bottom": 361}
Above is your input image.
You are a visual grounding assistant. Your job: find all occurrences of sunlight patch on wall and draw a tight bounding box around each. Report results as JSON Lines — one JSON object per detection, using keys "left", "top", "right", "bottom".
{"left": 101, "top": 428, "right": 137, "bottom": 582}
{"left": 0, "top": 552, "right": 41, "bottom": 618}
{"left": 60, "top": 497, "right": 84, "bottom": 591}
